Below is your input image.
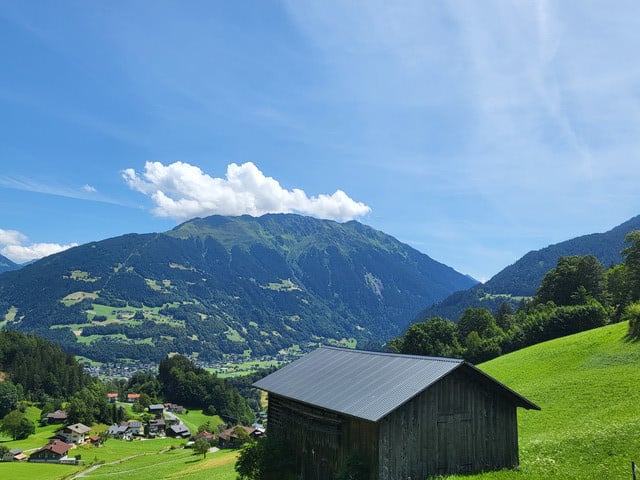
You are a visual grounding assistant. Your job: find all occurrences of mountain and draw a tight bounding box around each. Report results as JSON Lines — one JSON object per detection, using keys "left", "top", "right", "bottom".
{"left": 0, "top": 254, "right": 19, "bottom": 274}
{"left": 419, "top": 214, "right": 640, "bottom": 321}
{"left": 0, "top": 214, "right": 477, "bottom": 362}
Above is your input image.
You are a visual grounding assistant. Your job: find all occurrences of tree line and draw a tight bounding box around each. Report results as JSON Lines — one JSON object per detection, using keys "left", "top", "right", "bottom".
{"left": 390, "top": 230, "right": 640, "bottom": 363}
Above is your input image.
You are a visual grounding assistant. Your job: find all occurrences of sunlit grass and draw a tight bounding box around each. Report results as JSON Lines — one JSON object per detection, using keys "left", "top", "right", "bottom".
{"left": 442, "top": 321, "right": 640, "bottom": 479}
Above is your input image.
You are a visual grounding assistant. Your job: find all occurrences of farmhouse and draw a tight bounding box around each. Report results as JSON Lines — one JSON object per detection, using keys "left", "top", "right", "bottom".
{"left": 148, "top": 404, "right": 165, "bottom": 417}
{"left": 218, "top": 425, "right": 261, "bottom": 448}
{"left": 46, "top": 409, "right": 68, "bottom": 425}
{"left": 29, "top": 439, "right": 72, "bottom": 463}
{"left": 56, "top": 423, "right": 91, "bottom": 445}
{"left": 254, "top": 346, "right": 540, "bottom": 480}
{"left": 127, "top": 393, "right": 141, "bottom": 403}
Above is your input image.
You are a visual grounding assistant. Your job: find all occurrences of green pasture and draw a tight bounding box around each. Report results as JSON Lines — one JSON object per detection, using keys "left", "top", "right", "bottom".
{"left": 77, "top": 446, "right": 238, "bottom": 480}
{"left": 211, "top": 359, "right": 282, "bottom": 378}
{"left": 443, "top": 321, "right": 640, "bottom": 479}
{"left": 172, "top": 409, "right": 226, "bottom": 434}
{"left": 0, "top": 438, "right": 238, "bottom": 480}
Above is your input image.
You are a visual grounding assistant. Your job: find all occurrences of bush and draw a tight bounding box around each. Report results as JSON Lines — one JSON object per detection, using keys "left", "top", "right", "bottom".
{"left": 622, "top": 302, "right": 640, "bottom": 339}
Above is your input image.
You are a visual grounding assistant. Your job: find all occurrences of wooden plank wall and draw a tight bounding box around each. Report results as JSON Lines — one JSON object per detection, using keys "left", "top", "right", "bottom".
{"left": 378, "top": 368, "right": 519, "bottom": 479}
{"left": 268, "top": 394, "right": 380, "bottom": 480}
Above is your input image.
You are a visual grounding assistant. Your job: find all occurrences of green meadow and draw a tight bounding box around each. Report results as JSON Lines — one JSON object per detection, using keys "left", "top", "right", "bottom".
{"left": 446, "top": 321, "right": 640, "bottom": 479}
{"left": 0, "top": 439, "right": 238, "bottom": 480}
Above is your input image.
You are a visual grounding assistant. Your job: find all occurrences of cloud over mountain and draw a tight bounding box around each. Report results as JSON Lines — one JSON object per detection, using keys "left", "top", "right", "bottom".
{"left": 0, "top": 228, "right": 78, "bottom": 263}
{"left": 123, "top": 161, "right": 371, "bottom": 222}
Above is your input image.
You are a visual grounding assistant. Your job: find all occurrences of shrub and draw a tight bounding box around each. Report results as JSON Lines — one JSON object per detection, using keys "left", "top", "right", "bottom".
{"left": 622, "top": 302, "right": 640, "bottom": 339}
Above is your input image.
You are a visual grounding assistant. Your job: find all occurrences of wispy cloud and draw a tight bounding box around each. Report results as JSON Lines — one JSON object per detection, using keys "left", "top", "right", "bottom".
{"left": 123, "top": 161, "right": 371, "bottom": 222}
{"left": 0, "top": 228, "right": 77, "bottom": 263}
{"left": 0, "top": 175, "right": 130, "bottom": 206}
{"left": 284, "top": 0, "right": 640, "bottom": 223}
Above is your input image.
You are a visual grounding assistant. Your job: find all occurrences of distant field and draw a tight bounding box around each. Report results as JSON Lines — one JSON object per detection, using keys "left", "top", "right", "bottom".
{"left": 445, "top": 321, "right": 640, "bottom": 479}
{"left": 210, "top": 359, "right": 283, "bottom": 378}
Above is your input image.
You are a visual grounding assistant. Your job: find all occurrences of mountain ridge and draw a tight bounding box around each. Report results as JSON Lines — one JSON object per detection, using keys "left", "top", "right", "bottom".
{"left": 418, "top": 214, "right": 640, "bottom": 321}
{"left": 0, "top": 214, "right": 477, "bottom": 362}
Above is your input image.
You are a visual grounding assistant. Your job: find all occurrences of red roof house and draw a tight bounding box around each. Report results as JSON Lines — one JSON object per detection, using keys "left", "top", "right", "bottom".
{"left": 29, "top": 440, "right": 72, "bottom": 463}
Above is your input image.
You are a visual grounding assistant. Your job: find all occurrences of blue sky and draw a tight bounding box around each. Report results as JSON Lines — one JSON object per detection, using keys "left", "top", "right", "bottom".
{"left": 1, "top": 1, "right": 639, "bottom": 282}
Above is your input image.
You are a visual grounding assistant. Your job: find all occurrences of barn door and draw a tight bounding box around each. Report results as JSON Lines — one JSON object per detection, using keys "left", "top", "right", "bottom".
{"left": 436, "top": 412, "right": 472, "bottom": 474}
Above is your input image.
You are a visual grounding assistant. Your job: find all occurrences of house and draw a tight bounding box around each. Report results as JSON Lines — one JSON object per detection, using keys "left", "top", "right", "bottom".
{"left": 29, "top": 440, "right": 72, "bottom": 463}
{"left": 56, "top": 423, "right": 92, "bottom": 445}
{"left": 165, "top": 403, "right": 184, "bottom": 414}
{"left": 108, "top": 424, "right": 130, "bottom": 439}
{"left": 167, "top": 423, "right": 191, "bottom": 438}
{"left": 127, "top": 420, "right": 143, "bottom": 436}
{"left": 147, "top": 418, "right": 166, "bottom": 436}
{"left": 217, "top": 425, "right": 261, "bottom": 448}
{"left": 2, "top": 448, "right": 24, "bottom": 462}
{"left": 253, "top": 346, "right": 540, "bottom": 480}
{"left": 148, "top": 404, "right": 165, "bottom": 417}
{"left": 127, "top": 393, "right": 141, "bottom": 403}
{"left": 46, "top": 409, "right": 68, "bottom": 425}
{"left": 194, "top": 431, "right": 216, "bottom": 444}
{"left": 107, "top": 393, "right": 119, "bottom": 403}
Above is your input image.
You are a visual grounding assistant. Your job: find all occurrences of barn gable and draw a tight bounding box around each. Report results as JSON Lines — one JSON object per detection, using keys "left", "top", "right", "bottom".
{"left": 254, "top": 346, "right": 539, "bottom": 480}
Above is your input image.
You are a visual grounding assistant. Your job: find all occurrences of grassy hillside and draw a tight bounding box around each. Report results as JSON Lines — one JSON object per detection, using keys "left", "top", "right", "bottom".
{"left": 452, "top": 321, "right": 640, "bottom": 479}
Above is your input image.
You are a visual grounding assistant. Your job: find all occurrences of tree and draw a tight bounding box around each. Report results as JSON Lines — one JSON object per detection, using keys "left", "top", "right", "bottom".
{"left": 458, "top": 307, "right": 502, "bottom": 341}
{"left": 0, "top": 381, "right": 20, "bottom": 418}
{"left": 236, "top": 440, "right": 264, "bottom": 479}
{"left": 235, "top": 436, "right": 295, "bottom": 480}
{"left": 193, "top": 437, "right": 210, "bottom": 459}
{"left": 495, "top": 301, "right": 515, "bottom": 331}
{"left": 623, "top": 231, "right": 640, "bottom": 301}
{"left": 1, "top": 409, "right": 34, "bottom": 440}
{"left": 400, "top": 317, "right": 463, "bottom": 358}
{"left": 536, "top": 255, "right": 605, "bottom": 306}
{"left": 606, "top": 263, "right": 630, "bottom": 320}
{"left": 67, "top": 381, "right": 110, "bottom": 425}
{"left": 197, "top": 421, "right": 212, "bottom": 433}
{"left": 621, "top": 301, "right": 640, "bottom": 339}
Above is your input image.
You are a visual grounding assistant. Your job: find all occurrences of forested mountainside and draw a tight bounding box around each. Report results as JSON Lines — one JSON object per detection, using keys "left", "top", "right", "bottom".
{"left": 418, "top": 214, "right": 640, "bottom": 321}
{"left": 0, "top": 254, "right": 19, "bottom": 274}
{"left": 0, "top": 214, "right": 476, "bottom": 362}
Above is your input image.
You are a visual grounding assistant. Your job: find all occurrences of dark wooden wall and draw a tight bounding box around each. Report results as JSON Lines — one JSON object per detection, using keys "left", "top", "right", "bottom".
{"left": 268, "top": 394, "right": 380, "bottom": 479}
{"left": 378, "top": 367, "right": 519, "bottom": 479}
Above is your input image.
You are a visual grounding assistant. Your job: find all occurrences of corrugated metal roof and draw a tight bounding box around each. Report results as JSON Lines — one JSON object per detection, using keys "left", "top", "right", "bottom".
{"left": 254, "top": 346, "right": 540, "bottom": 422}
{"left": 254, "top": 347, "right": 465, "bottom": 422}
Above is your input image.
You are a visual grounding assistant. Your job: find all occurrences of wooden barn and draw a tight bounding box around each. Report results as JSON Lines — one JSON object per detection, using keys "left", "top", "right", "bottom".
{"left": 254, "top": 347, "right": 539, "bottom": 480}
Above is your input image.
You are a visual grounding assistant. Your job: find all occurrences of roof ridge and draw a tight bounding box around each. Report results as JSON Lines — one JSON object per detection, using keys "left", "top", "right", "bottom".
{"left": 319, "top": 345, "right": 463, "bottom": 363}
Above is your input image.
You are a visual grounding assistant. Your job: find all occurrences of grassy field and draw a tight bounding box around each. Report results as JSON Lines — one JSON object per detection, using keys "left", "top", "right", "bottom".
{"left": 0, "top": 439, "right": 239, "bottom": 480}
{"left": 442, "top": 321, "right": 640, "bottom": 479}
{"left": 174, "top": 409, "right": 226, "bottom": 434}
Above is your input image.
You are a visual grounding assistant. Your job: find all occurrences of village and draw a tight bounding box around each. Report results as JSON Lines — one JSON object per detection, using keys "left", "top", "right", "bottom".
{"left": 1, "top": 395, "right": 265, "bottom": 467}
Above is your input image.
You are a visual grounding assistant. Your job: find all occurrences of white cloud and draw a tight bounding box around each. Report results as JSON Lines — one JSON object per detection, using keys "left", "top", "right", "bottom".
{"left": 83, "top": 184, "right": 97, "bottom": 192}
{"left": 123, "top": 161, "right": 371, "bottom": 222}
{"left": 0, "top": 229, "right": 28, "bottom": 247}
{"left": 0, "top": 229, "right": 77, "bottom": 263}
